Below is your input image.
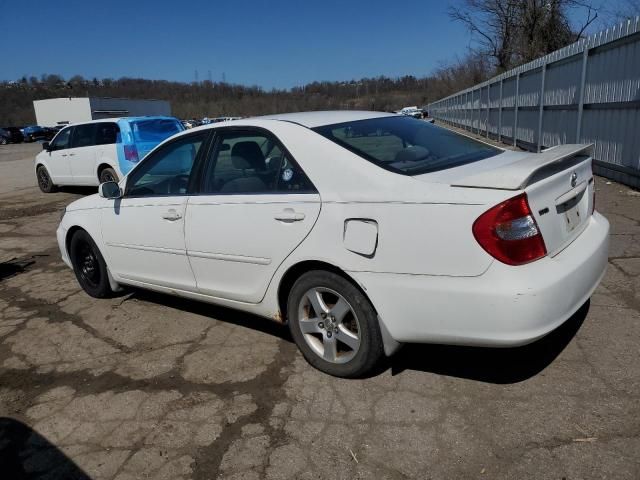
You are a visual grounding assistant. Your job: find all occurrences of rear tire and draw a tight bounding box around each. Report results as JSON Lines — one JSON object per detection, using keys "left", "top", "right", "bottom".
{"left": 99, "top": 167, "right": 119, "bottom": 184}
{"left": 36, "top": 165, "right": 57, "bottom": 193}
{"left": 287, "top": 270, "right": 384, "bottom": 378}
{"left": 69, "top": 230, "right": 114, "bottom": 298}
{"left": 0, "top": 137, "right": 7, "bottom": 145}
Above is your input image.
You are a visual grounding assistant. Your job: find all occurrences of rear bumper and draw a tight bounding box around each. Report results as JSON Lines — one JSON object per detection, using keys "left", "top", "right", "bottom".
{"left": 351, "top": 212, "right": 609, "bottom": 347}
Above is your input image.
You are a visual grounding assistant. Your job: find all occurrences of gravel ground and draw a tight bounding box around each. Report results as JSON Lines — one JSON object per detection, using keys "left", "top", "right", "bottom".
{"left": 0, "top": 142, "right": 639, "bottom": 479}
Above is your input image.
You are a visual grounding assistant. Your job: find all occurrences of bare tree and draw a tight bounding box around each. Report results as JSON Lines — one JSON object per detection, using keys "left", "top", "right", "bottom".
{"left": 449, "top": 0, "right": 598, "bottom": 72}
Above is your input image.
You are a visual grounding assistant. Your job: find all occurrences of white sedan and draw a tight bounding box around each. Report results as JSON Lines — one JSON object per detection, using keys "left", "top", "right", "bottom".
{"left": 56, "top": 111, "right": 609, "bottom": 377}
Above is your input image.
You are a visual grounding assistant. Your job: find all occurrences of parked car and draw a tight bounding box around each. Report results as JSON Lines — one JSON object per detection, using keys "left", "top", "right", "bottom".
{"left": 0, "top": 127, "right": 24, "bottom": 144}
{"left": 399, "top": 106, "right": 423, "bottom": 118}
{"left": 34, "top": 116, "right": 184, "bottom": 191}
{"left": 22, "top": 125, "right": 52, "bottom": 142}
{"left": 56, "top": 111, "right": 609, "bottom": 377}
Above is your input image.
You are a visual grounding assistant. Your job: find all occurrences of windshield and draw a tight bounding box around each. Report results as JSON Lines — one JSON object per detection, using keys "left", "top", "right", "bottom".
{"left": 313, "top": 116, "right": 501, "bottom": 175}
{"left": 130, "top": 118, "right": 183, "bottom": 143}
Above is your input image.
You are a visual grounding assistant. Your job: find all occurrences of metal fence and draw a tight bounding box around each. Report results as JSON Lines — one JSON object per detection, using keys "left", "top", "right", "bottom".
{"left": 428, "top": 17, "right": 640, "bottom": 189}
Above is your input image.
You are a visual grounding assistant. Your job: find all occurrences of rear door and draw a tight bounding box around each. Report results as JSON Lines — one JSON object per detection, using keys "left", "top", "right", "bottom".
{"left": 185, "top": 128, "right": 321, "bottom": 303}
{"left": 68, "top": 123, "right": 99, "bottom": 185}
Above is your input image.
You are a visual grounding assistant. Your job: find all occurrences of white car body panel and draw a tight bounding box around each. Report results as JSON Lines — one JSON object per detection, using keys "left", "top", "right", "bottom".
{"left": 186, "top": 193, "right": 321, "bottom": 303}
{"left": 56, "top": 111, "right": 609, "bottom": 354}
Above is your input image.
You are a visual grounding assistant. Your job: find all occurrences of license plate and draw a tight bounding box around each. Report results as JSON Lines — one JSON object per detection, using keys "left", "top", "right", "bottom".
{"left": 564, "top": 204, "right": 582, "bottom": 232}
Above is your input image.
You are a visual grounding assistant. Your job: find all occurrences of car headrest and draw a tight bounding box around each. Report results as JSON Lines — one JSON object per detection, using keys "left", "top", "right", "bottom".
{"left": 231, "top": 141, "right": 265, "bottom": 170}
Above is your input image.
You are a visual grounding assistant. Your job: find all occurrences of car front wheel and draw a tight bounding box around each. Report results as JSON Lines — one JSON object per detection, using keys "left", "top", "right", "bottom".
{"left": 36, "top": 166, "right": 57, "bottom": 193}
{"left": 287, "top": 270, "right": 384, "bottom": 378}
{"left": 70, "top": 230, "right": 114, "bottom": 298}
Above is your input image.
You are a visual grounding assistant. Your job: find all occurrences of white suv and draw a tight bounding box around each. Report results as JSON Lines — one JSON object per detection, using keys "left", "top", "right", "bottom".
{"left": 35, "top": 116, "right": 183, "bottom": 192}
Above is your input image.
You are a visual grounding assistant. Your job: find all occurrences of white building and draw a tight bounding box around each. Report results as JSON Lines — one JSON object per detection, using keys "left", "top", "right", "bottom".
{"left": 33, "top": 97, "right": 172, "bottom": 127}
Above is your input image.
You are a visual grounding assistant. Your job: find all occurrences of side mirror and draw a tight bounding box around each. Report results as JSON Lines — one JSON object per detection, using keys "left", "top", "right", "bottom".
{"left": 98, "top": 181, "right": 122, "bottom": 199}
{"left": 42, "top": 142, "right": 50, "bottom": 151}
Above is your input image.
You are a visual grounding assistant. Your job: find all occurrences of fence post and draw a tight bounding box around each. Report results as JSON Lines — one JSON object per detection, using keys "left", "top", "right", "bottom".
{"left": 486, "top": 85, "right": 490, "bottom": 138}
{"left": 513, "top": 73, "right": 520, "bottom": 147}
{"left": 498, "top": 79, "right": 503, "bottom": 143}
{"left": 576, "top": 46, "right": 589, "bottom": 143}
{"left": 537, "top": 63, "right": 547, "bottom": 153}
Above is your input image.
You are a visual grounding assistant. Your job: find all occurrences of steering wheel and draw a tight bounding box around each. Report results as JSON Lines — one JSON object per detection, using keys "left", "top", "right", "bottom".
{"left": 169, "top": 174, "right": 190, "bottom": 194}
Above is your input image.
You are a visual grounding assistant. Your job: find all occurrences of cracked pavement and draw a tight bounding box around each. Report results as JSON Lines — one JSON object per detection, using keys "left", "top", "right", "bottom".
{"left": 0, "top": 143, "right": 639, "bottom": 479}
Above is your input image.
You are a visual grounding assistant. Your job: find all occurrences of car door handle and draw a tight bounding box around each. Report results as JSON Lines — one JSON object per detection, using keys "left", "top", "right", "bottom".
{"left": 274, "top": 208, "right": 305, "bottom": 223}
{"left": 162, "top": 209, "right": 182, "bottom": 221}
{"left": 68, "top": 153, "right": 75, "bottom": 156}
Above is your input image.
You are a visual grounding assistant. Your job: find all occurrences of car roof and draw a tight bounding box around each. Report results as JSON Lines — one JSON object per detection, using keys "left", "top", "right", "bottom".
{"left": 256, "top": 110, "right": 397, "bottom": 128}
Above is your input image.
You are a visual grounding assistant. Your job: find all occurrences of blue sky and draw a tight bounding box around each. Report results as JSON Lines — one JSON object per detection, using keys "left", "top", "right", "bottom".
{"left": 0, "top": 0, "right": 625, "bottom": 89}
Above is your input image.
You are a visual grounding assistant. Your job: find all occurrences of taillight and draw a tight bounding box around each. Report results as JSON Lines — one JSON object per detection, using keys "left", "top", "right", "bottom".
{"left": 473, "top": 193, "right": 547, "bottom": 266}
{"left": 124, "top": 144, "right": 139, "bottom": 163}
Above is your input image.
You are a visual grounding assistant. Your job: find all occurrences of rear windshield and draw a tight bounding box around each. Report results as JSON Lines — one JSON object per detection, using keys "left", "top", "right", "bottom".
{"left": 313, "top": 116, "right": 501, "bottom": 175}
{"left": 129, "top": 119, "right": 183, "bottom": 143}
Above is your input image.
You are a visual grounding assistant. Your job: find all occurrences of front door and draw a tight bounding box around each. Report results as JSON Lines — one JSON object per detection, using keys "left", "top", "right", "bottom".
{"left": 46, "top": 126, "right": 73, "bottom": 184}
{"left": 186, "top": 129, "right": 321, "bottom": 303}
{"left": 102, "top": 131, "right": 209, "bottom": 290}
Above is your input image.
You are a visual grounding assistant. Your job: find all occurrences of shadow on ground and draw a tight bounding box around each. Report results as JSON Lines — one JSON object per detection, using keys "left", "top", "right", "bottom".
{"left": 0, "top": 417, "right": 89, "bottom": 480}
{"left": 129, "top": 287, "right": 588, "bottom": 384}
{"left": 0, "top": 257, "right": 37, "bottom": 282}
{"left": 390, "top": 301, "right": 590, "bottom": 384}
{"left": 127, "top": 288, "right": 293, "bottom": 342}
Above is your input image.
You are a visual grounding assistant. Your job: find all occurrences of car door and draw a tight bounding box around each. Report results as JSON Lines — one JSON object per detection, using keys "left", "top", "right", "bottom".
{"left": 101, "top": 131, "right": 209, "bottom": 290}
{"left": 186, "top": 128, "right": 321, "bottom": 303}
{"left": 45, "top": 126, "right": 73, "bottom": 183}
{"left": 68, "top": 123, "right": 99, "bottom": 185}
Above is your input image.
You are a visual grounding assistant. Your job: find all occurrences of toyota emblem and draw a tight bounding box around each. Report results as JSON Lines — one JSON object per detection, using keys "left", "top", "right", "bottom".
{"left": 570, "top": 172, "right": 578, "bottom": 188}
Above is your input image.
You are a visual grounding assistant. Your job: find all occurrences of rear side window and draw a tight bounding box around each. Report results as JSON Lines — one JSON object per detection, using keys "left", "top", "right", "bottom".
{"left": 95, "top": 123, "right": 120, "bottom": 145}
{"left": 129, "top": 119, "right": 183, "bottom": 143}
{"left": 201, "top": 131, "right": 315, "bottom": 194}
{"left": 71, "top": 124, "right": 96, "bottom": 148}
{"left": 313, "top": 116, "right": 501, "bottom": 175}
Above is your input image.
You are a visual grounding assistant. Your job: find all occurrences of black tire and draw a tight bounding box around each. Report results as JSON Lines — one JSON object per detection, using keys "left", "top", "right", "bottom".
{"left": 0, "top": 137, "right": 7, "bottom": 145}
{"left": 287, "top": 270, "right": 384, "bottom": 378}
{"left": 99, "top": 167, "right": 119, "bottom": 184}
{"left": 36, "top": 165, "right": 57, "bottom": 193}
{"left": 69, "top": 230, "right": 114, "bottom": 298}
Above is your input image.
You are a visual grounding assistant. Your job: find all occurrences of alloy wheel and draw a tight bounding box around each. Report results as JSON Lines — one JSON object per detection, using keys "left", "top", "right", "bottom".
{"left": 297, "top": 287, "right": 361, "bottom": 363}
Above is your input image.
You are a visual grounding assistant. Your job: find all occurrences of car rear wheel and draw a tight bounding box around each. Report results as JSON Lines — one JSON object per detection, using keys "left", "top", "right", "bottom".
{"left": 99, "top": 167, "right": 119, "bottom": 184}
{"left": 0, "top": 137, "right": 7, "bottom": 145}
{"left": 287, "top": 270, "right": 384, "bottom": 378}
{"left": 36, "top": 166, "right": 57, "bottom": 193}
{"left": 70, "top": 230, "right": 114, "bottom": 298}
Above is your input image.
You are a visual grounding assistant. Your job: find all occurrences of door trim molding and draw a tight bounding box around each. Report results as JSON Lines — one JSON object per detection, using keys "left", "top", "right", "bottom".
{"left": 106, "top": 242, "right": 185, "bottom": 256}
{"left": 187, "top": 250, "right": 272, "bottom": 265}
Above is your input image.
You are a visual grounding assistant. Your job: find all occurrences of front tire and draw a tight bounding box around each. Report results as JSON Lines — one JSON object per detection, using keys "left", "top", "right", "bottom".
{"left": 99, "top": 167, "right": 119, "bottom": 184}
{"left": 70, "top": 230, "right": 114, "bottom": 298}
{"left": 36, "top": 165, "right": 57, "bottom": 193}
{"left": 287, "top": 270, "right": 384, "bottom": 378}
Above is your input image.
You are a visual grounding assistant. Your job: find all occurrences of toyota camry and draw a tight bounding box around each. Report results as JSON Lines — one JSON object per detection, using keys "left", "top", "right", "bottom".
{"left": 56, "top": 111, "right": 609, "bottom": 377}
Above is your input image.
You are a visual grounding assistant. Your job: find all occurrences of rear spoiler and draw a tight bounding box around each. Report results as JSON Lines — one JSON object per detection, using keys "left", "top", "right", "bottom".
{"left": 452, "top": 144, "right": 593, "bottom": 190}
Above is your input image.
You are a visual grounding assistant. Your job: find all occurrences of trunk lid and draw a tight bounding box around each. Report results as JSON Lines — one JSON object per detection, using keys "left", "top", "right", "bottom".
{"left": 437, "top": 144, "right": 595, "bottom": 256}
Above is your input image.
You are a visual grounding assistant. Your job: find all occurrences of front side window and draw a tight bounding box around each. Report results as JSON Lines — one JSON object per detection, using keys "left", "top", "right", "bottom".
{"left": 126, "top": 133, "right": 206, "bottom": 197}
{"left": 202, "top": 131, "right": 314, "bottom": 194}
{"left": 313, "top": 116, "right": 501, "bottom": 176}
{"left": 50, "top": 127, "right": 72, "bottom": 150}
{"left": 71, "top": 124, "right": 96, "bottom": 148}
